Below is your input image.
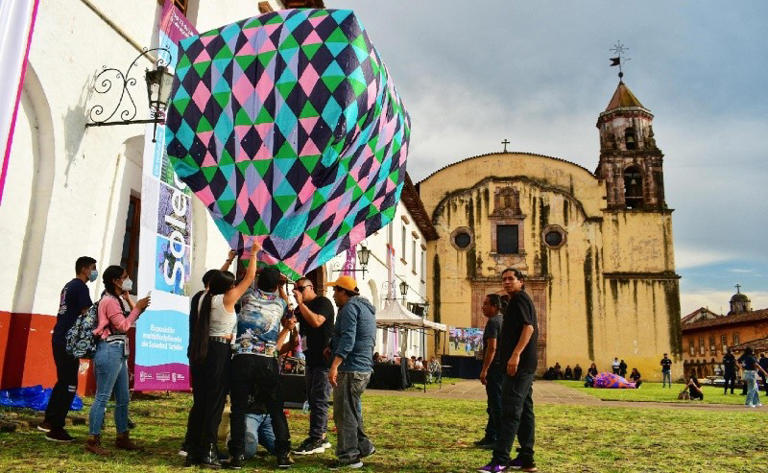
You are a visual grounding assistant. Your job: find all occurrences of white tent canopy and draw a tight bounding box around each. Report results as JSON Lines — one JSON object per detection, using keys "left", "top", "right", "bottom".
{"left": 376, "top": 300, "right": 447, "bottom": 332}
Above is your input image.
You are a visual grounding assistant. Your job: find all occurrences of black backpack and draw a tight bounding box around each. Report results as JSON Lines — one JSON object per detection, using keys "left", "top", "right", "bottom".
{"left": 65, "top": 301, "right": 100, "bottom": 359}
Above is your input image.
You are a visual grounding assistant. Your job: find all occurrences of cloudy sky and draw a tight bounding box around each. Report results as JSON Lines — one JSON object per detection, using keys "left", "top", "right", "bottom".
{"left": 326, "top": 0, "right": 768, "bottom": 315}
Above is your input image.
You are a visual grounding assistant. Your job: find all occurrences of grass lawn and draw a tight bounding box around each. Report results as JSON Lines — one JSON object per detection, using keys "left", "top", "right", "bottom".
{"left": 1, "top": 390, "right": 765, "bottom": 472}
{"left": 556, "top": 380, "right": 759, "bottom": 405}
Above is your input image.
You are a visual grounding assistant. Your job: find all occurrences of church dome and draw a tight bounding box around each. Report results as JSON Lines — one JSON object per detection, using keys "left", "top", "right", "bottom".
{"left": 730, "top": 292, "right": 750, "bottom": 303}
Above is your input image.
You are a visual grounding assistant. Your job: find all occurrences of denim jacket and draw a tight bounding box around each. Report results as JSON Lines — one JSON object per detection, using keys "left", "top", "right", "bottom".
{"left": 331, "top": 296, "right": 376, "bottom": 373}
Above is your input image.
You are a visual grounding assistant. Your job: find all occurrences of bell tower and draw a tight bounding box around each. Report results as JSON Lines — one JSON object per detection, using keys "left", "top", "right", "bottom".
{"left": 595, "top": 81, "right": 666, "bottom": 210}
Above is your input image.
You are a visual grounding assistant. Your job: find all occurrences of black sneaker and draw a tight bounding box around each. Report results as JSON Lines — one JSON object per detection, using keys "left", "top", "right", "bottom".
{"left": 509, "top": 457, "right": 537, "bottom": 472}
{"left": 277, "top": 452, "right": 295, "bottom": 469}
{"left": 293, "top": 437, "right": 327, "bottom": 455}
{"left": 328, "top": 458, "right": 363, "bottom": 470}
{"left": 45, "top": 428, "right": 74, "bottom": 442}
{"left": 360, "top": 445, "right": 376, "bottom": 458}
{"left": 227, "top": 454, "right": 245, "bottom": 469}
{"left": 37, "top": 421, "right": 53, "bottom": 433}
{"left": 474, "top": 437, "right": 495, "bottom": 449}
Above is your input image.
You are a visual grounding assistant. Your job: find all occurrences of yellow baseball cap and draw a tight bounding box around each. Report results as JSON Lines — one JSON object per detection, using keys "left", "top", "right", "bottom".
{"left": 327, "top": 275, "right": 358, "bottom": 293}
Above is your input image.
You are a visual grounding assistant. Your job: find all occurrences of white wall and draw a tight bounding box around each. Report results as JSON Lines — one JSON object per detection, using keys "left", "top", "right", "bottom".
{"left": 0, "top": 1, "right": 293, "bottom": 316}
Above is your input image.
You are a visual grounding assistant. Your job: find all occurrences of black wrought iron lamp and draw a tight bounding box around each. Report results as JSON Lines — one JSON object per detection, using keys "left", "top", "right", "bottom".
{"left": 331, "top": 244, "right": 371, "bottom": 279}
{"left": 86, "top": 47, "right": 173, "bottom": 143}
{"left": 399, "top": 280, "right": 409, "bottom": 303}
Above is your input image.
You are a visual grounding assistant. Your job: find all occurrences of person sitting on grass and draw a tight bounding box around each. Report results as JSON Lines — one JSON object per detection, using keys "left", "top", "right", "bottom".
{"left": 629, "top": 368, "right": 642, "bottom": 388}
{"left": 687, "top": 372, "right": 704, "bottom": 400}
{"left": 564, "top": 365, "right": 573, "bottom": 380}
{"left": 573, "top": 363, "right": 583, "bottom": 381}
{"left": 587, "top": 362, "right": 598, "bottom": 378}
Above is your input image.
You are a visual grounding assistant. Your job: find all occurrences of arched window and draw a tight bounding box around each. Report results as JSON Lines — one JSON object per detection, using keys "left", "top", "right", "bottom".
{"left": 624, "top": 127, "right": 637, "bottom": 150}
{"left": 623, "top": 165, "right": 643, "bottom": 209}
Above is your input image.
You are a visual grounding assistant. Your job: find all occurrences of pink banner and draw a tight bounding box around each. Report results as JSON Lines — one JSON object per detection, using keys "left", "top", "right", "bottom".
{"left": 0, "top": 0, "right": 40, "bottom": 205}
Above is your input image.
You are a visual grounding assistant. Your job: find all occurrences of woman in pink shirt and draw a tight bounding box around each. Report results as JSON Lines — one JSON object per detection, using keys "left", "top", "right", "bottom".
{"left": 85, "top": 265, "right": 149, "bottom": 455}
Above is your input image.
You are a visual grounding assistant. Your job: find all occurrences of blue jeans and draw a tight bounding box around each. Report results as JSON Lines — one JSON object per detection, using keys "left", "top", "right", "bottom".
{"left": 744, "top": 370, "right": 761, "bottom": 406}
{"left": 662, "top": 371, "right": 671, "bottom": 387}
{"left": 333, "top": 371, "right": 374, "bottom": 463}
{"left": 88, "top": 340, "right": 130, "bottom": 435}
{"left": 244, "top": 413, "right": 275, "bottom": 458}
{"left": 305, "top": 365, "right": 331, "bottom": 440}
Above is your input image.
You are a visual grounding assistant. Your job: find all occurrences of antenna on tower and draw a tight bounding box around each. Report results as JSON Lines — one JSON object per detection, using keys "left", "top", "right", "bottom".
{"left": 609, "top": 41, "right": 631, "bottom": 81}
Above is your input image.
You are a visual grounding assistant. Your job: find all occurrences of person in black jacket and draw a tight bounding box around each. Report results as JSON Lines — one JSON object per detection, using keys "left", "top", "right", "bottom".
{"left": 722, "top": 348, "right": 738, "bottom": 395}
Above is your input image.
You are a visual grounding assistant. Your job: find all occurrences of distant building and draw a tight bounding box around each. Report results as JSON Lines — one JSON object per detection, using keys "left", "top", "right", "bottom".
{"left": 418, "top": 80, "right": 682, "bottom": 380}
{"left": 681, "top": 288, "right": 768, "bottom": 377}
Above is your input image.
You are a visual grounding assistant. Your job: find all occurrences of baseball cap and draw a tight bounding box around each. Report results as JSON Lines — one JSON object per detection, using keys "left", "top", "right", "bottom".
{"left": 327, "top": 275, "right": 358, "bottom": 293}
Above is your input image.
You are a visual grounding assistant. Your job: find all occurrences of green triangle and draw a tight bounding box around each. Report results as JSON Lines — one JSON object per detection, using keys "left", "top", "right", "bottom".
{"left": 382, "top": 206, "right": 396, "bottom": 220}
{"left": 327, "top": 27, "right": 348, "bottom": 44}
{"left": 235, "top": 54, "right": 256, "bottom": 71}
{"left": 352, "top": 185, "right": 363, "bottom": 200}
{"left": 202, "top": 166, "right": 218, "bottom": 182}
{"left": 196, "top": 115, "right": 213, "bottom": 133}
{"left": 274, "top": 195, "right": 296, "bottom": 213}
{"left": 350, "top": 79, "right": 367, "bottom": 97}
{"left": 173, "top": 97, "right": 190, "bottom": 115}
{"left": 279, "top": 34, "right": 299, "bottom": 50}
{"left": 299, "top": 101, "right": 319, "bottom": 119}
{"left": 345, "top": 175, "right": 356, "bottom": 191}
{"left": 338, "top": 221, "right": 352, "bottom": 237}
{"left": 235, "top": 107, "right": 253, "bottom": 126}
{"left": 214, "top": 45, "right": 234, "bottom": 61}
{"left": 202, "top": 28, "right": 220, "bottom": 37}
{"left": 363, "top": 187, "right": 375, "bottom": 202}
{"left": 236, "top": 161, "right": 250, "bottom": 177}
{"left": 276, "top": 140, "right": 298, "bottom": 159}
{"left": 219, "top": 150, "right": 234, "bottom": 166}
{"left": 388, "top": 169, "right": 400, "bottom": 183}
{"left": 351, "top": 34, "right": 368, "bottom": 52}
{"left": 299, "top": 154, "right": 320, "bottom": 173}
{"left": 322, "top": 75, "right": 345, "bottom": 93}
{"left": 265, "top": 14, "right": 283, "bottom": 25}
{"left": 367, "top": 136, "right": 379, "bottom": 153}
{"left": 253, "top": 160, "right": 271, "bottom": 177}
{"left": 193, "top": 61, "right": 211, "bottom": 78}
{"left": 257, "top": 50, "right": 277, "bottom": 68}
{"left": 177, "top": 53, "right": 191, "bottom": 69}
{"left": 301, "top": 43, "right": 322, "bottom": 61}
{"left": 309, "top": 10, "right": 328, "bottom": 18}
{"left": 255, "top": 106, "right": 273, "bottom": 125}
{"left": 244, "top": 18, "right": 263, "bottom": 29}
{"left": 315, "top": 232, "right": 328, "bottom": 247}
{"left": 213, "top": 92, "right": 231, "bottom": 109}
{"left": 276, "top": 81, "right": 296, "bottom": 100}
{"left": 306, "top": 225, "right": 320, "bottom": 242}
{"left": 366, "top": 205, "right": 378, "bottom": 218}
{"left": 310, "top": 192, "right": 326, "bottom": 211}
{"left": 236, "top": 221, "right": 251, "bottom": 234}
{"left": 253, "top": 218, "right": 269, "bottom": 235}
{"left": 218, "top": 199, "right": 235, "bottom": 216}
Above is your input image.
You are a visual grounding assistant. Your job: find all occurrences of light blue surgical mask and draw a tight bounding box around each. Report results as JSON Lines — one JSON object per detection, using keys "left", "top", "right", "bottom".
{"left": 88, "top": 269, "right": 98, "bottom": 282}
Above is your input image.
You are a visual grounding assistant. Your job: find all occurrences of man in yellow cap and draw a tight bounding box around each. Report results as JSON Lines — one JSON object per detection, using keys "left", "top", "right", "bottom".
{"left": 325, "top": 275, "right": 376, "bottom": 470}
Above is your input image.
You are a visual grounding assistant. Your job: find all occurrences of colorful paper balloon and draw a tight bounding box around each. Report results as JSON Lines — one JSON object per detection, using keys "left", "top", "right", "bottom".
{"left": 164, "top": 9, "right": 410, "bottom": 279}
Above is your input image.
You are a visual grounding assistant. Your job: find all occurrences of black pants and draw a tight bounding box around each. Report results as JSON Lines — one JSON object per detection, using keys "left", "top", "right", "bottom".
{"left": 492, "top": 371, "right": 536, "bottom": 465}
{"left": 44, "top": 342, "right": 79, "bottom": 429}
{"left": 723, "top": 372, "right": 737, "bottom": 394}
{"left": 484, "top": 365, "right": 503, "bottom": 441}
{"left": 229, "top": 355, "right": 290, "bottom": 457}
{"left": 188, "top": 341, "right": 231, "bottom": 457}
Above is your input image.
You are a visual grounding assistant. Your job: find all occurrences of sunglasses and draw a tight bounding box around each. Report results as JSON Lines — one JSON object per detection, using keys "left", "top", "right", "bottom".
{"left": 295, "top": 285, "right": 313, "bottom": 291}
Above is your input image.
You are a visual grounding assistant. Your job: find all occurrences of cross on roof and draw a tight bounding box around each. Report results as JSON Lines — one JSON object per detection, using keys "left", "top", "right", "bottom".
{"left": 735, "top": 283, "right": 742, "bottom": 294}
{"left": 501, "top": 139, "right": 510, "bottom": 153}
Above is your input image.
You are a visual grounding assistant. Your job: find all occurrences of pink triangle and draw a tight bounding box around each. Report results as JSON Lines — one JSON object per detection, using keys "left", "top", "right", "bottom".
{"left": 302, "top": 29, "right": 323, "bottom": 45}
{"left": 299, "top": 116, "right": 319, "bottom": 134}
{"left": 298, "top": 138, "right": 321, "bottom": 157}
{"left": 201, "top": 153, "right": 218, "bottom": 167}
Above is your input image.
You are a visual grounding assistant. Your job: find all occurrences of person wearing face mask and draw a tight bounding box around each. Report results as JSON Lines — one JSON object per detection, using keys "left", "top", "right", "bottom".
{"left": 85, "top": 265, "right": 150, "bottom": 455}
{"left": 38, "top": 256, "right": 98, "bottom": 442}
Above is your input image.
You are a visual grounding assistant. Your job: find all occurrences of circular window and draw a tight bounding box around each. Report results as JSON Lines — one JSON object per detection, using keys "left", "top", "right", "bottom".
{"left": 450, "top": 227, "right": 474, "bottom": 251}
{"left": 542, "top": 225, "right": 566, "bottom": 249}
{"left": 454, "top": 232, "right": 471, "bottom": 248}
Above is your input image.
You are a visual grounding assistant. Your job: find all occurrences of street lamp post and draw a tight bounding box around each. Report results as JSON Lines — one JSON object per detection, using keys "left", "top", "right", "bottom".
{"left": 331, "top": 244, "right": 371, "bottom": 279}
{"left": 85, "top": 47, "right": 174, "bottom": 142}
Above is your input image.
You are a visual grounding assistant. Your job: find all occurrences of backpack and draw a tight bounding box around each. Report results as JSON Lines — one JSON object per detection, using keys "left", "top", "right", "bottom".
{"left": 65, "top": 301, "right": 100, "bottom": 359}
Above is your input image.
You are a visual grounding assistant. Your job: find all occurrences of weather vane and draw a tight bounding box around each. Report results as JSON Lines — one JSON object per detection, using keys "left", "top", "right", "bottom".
{"left": 609, "top": 41, "right": 631, "bottom": 81}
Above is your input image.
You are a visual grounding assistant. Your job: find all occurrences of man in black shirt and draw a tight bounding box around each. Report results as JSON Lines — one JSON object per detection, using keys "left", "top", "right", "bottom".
{"left": 722, "top": 348, "right": 738, "bottom": 394}
{"left": 39, "top": 256, "right": 97, "bottom": 442}
{"left": 475, "top": 294, "right": 505, "bottom": 449}
{"left": 478, "top": 268, "right": 538, "bottom": 473}
{"left": 759, "top": 353, "right": 768, "bottom": 396}
{"left": 292, "top": 277, "right": 335, "bottom": 456}
{"left": 660, "top": 353, "right": 672, "bottom": 388}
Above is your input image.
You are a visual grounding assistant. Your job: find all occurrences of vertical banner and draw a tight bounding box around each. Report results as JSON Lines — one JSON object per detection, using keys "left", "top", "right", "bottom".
{"left": 0, "top": 0, "right": 40, "bottom": 205}
{"left": 341, "top": 244, "right": 357, "bottom": 276}
{"left": 135, "top": 1, "right": 198, "bottom": 391}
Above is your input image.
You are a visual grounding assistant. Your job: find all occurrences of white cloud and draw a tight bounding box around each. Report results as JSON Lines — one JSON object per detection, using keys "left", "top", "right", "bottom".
{"left": 674, "top": 246, "right": 737, "bottom": 270}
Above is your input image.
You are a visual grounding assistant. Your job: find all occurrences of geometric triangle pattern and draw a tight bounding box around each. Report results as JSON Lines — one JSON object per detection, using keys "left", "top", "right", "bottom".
{"left": 165, "top": 9, "right": 410, "bottom": 280}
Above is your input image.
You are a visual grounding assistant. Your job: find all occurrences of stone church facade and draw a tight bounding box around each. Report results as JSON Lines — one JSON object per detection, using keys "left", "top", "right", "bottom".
{"left": 418, "top": 81, "right": 682, "bottom": 380}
